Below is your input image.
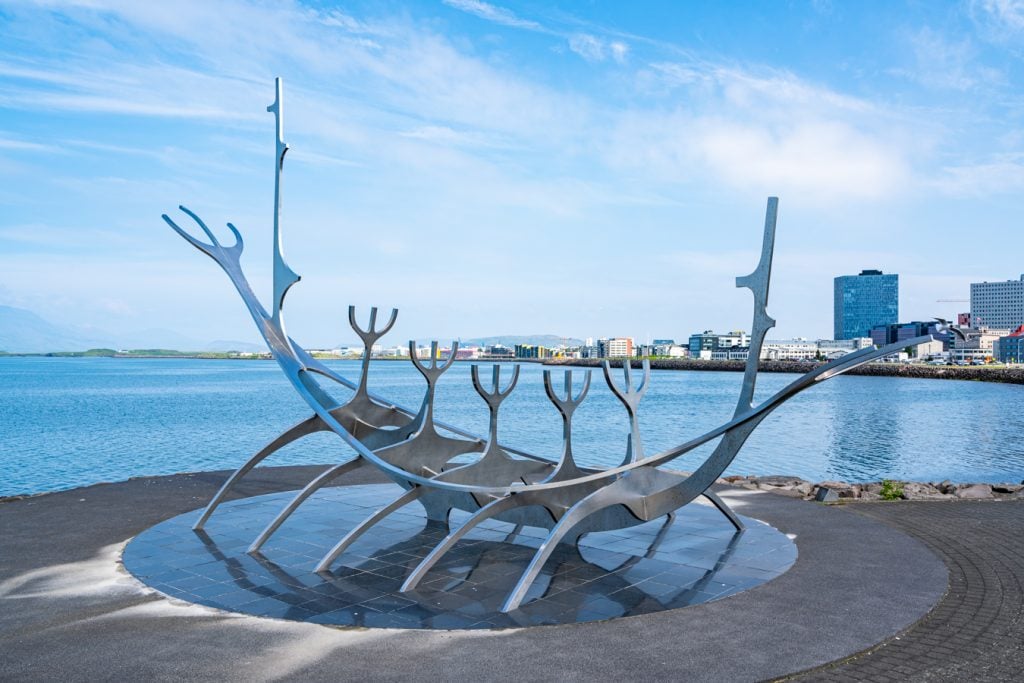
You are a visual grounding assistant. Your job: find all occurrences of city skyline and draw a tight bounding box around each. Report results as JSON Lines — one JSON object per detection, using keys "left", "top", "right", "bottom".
{"left": 3, "top": 2, "right": 1024, "bottom": 347}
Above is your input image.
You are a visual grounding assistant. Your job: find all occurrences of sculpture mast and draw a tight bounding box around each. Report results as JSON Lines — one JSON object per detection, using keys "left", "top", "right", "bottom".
{"left": 267, "top": 78, "right": 301, "bottom": 330}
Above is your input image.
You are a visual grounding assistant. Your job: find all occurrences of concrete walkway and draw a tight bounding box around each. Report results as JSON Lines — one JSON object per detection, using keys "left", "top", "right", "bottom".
{"left": 791, "top": 499, "right": 1024, "bottom": 682}
{"left": 0, "top": 466, "right": 1017, "bottom": 681}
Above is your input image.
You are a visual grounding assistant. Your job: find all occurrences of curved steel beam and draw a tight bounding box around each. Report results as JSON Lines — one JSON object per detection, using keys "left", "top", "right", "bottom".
{"left": 193, "top": 414, "right": 326, "bottom": 531}
{"left": 400, "top": 494, "right": 535, "bottom": 592}
{"left": 248, "top": 457, "right": 366, "bottom": 553}
{"left": 164, "top": 85, "right": 934, "bottom": 513}
{"left": 701, "top": 490, "right": 745, "bottom": 532}
{"left": 315, "top": 486, "right": 424, "bottom": 572}
{"left": 501, "top": 488, "right": 617, "bottom": 612}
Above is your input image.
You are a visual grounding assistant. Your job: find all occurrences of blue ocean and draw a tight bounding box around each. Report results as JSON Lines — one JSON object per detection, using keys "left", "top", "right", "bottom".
{"left": 2, "top": 356, "right": 1022, "bottom": 497}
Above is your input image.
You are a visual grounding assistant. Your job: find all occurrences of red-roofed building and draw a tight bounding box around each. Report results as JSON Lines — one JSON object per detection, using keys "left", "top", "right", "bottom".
{"left": 996, "top": 325, "right": 1024, "bottom": 364}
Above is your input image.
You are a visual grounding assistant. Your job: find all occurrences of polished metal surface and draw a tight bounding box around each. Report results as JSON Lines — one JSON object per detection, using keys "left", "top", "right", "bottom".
{"left": 124, "top": 484, "right": 796, "bottom": 629}
{"left": 164, "top": 78, "right": 934, "bottom": 613}
{"left": 602, "top": 359, "right": 650, "bottom": 465}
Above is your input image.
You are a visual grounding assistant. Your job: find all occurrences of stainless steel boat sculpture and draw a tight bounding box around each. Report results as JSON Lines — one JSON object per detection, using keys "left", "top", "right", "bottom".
{"left": 163, "top": 79, "right": 930, "bottom": 613}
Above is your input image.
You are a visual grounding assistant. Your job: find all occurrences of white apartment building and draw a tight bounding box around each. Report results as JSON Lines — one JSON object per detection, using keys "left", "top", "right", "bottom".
{"left": 760, "top": 339, "right": 818, "bottom": 361}
{"left": 817, "top": 338, "right": 872, "bottom": 356}
{"left": 971, "top": 275, "right": 1024, "bottom": 330}
{"left": 605, "top": 337, "right": 633, "bottom": 358}
{"left": 710, "top": 348, "right": 750, "bottom": 360}
{"left": 706, "top": 338, "right": 872, "bottom": 362}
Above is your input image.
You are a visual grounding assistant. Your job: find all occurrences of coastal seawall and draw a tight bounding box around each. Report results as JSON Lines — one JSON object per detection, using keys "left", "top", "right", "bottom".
{"left": 543, "top": 357, "right": 1024, "bottom": 385}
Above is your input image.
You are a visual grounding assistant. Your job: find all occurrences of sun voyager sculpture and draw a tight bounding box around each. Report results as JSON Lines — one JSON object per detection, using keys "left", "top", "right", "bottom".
{"left": 162, "top": 79, "right": 928, "bottom": 613}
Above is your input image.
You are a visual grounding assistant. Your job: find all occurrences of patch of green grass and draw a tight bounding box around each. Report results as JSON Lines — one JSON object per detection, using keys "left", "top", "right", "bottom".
{"left": 880, "top": 479, "right": 904, "bottom": 501}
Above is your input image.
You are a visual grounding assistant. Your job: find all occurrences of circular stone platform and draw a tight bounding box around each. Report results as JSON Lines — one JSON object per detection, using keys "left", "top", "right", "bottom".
{"left": 123, "top": 483, "right": 797, "bottom": 629}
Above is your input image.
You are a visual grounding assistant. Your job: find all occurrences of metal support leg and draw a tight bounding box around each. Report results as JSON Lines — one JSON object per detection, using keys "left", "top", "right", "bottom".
{"left": 247, "top": 457, "right": 365, "bottom": 553}
{"left": 701, "top": 490, "right": 745, "bottom": 532}
{"left": 400, "top": 494, "right": 526, "bottom": 592}
{"left": 502, "top": 493, "right": 611, "bottom": 612}
{"left": 315, "top": 487, "right": 424, "bottom": 573}
{"left": 193, "top": 414, "right": 325, "bottom": 531}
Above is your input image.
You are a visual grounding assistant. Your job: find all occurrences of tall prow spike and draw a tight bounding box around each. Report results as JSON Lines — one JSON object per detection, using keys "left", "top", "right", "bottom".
{"left": 267, "top": 77, "right": 301, "bottom": 326}
{"left": 733, "top": 197, "right": 778, "bottom": 415}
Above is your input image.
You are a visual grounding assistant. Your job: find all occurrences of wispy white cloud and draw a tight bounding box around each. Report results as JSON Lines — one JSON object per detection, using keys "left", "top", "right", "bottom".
{"left": 892, "top": 27, "right": 1004, "bottom": 91}
{"left": 2, "top": 0, "right": 1023, "bottom": 342}
{"left": 0, "top": 135, "right": 64, "bottom": 153}
{"left": 568, "top": 34, "right": 629, "bottom": 64}
{"left": 607, "top": 62, "right": 915, "bottom": 202}
{"left": 442, "top": 0, "right": 545, "bottom": 31}
{"left": 443, "top": 0, "right": 631, "bottom": 65}
{"left": 972, "top": 0, "right": 1024, "bottom": 35}
{"left": 930, "top": 158, "right": 1024, "bottom": 196}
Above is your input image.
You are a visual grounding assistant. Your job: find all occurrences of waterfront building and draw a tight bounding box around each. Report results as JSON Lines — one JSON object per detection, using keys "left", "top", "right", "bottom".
{"left": 869, "top": 321, "right": 951, "bottom": 350}
{"left": 483, "top": 344, "right": 514, "bottom": 359}
{"left": 816, "top": 338, "right": 872, "bottom": 357}
{"left": 666, "top": 345, "right": 689, "bottom": 358}
{"left": 949, "top": 327, "right": 1009, "bottom": 364}
{"left": 760, "top": 339, "right": 818, "bottom": 361}
{"left": 514, "top": 344, "right": 548, "bottom": 359}
{"left": 651, "top": 339, "right": 676, "bottom": 356}
{"left": 971, "top": 275, "right": 1024, "bottom": 330}
{"left": 687, "top": 330, "right": 748, "bottom": 356}
{"left": 756, "top": 338, "right": 871, "bottom": 361}
{"left": 600, "top": 337, "right": 633, "bottom": 358}
{"left": 711, "top": 347, "right": 750, "bottom": 361}
{"left": 834, "top": 269, "right": 898, "bottom": 340}
{"left": 379, "top": 345, "right": 410, "bottom": 358}
{"left": 454, "top": 346, "right": 480, "bottom": 360}
{"left": 995, "top": 325, "right": 1024, "bottom": 363}
{"left": 913, "top": 339, "right": 947, "bottom": 359}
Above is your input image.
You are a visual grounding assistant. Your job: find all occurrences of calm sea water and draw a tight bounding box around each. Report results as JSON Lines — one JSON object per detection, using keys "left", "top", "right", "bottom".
{"left": 2, "top": 356, "right": 1022, "bottom": 497}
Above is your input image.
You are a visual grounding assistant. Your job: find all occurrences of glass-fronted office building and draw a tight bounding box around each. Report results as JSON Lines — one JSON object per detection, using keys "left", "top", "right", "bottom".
{"left": 834, "top": 269, "right": 898, "bottom": 340}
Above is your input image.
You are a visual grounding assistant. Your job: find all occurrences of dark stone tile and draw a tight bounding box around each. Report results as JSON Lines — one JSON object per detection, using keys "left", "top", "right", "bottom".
{"left": 125, "top": 483, "right": 796, "bottom": 630}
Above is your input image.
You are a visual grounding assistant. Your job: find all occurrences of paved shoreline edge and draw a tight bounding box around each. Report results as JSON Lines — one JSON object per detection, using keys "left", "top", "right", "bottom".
{"left": 0, "top": 465, "right": 948, "bottom": 681}
{"left": 546, "top": 357, "right": 1024, "bottom": 385}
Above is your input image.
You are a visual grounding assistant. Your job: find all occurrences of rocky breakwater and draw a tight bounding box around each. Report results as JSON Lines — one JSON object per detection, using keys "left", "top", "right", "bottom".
{"left": 546, "top": 358, "right": 1024, "bottom": 386}
{"left": 721, "top": 475, "right": 1024, "bottom": 503}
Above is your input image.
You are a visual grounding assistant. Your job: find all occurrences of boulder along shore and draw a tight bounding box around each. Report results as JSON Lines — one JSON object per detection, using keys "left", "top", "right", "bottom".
{"left": 545, "top": 358, "right": 1024, "bottom": 385}
{"left": 718, "top": 474, "right": 1024, "bottom": 502}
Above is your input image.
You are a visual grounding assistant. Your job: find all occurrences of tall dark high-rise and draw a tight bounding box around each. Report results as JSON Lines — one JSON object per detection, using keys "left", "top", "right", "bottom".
{"left": 833, "top": 269, "right": 898, "bottom": 340}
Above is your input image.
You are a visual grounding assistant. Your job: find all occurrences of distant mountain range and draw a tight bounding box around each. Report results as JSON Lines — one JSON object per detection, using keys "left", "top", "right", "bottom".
{"left": 0, "top": 305, "right": 264, "bottom": 354}
{"left": 0, "top": 305, "right": 581, "bottom": 354}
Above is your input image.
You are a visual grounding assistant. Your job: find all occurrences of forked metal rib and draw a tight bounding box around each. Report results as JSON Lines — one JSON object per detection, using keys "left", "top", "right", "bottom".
{"left": 602, "top": 359, "right": 651, "bottom": 465}
{"left": 471, "top": 363, "right": 519, "bottom": 464}
{"left": 540, "top": 369, "right": 592, "bottom": 483}
{"left": 166, "top": 85, "right": 944, "bottom": 612}
{"left": 315, "top": 486, "right": 424, "bottom": 573}
{"left": 349, "top": 305, "right": 398, "bottom": 398}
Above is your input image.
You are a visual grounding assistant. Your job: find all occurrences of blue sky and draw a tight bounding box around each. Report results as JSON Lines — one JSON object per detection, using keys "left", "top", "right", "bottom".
{"left": 1, "top": 0, "right": 1023, "bottom": 347}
